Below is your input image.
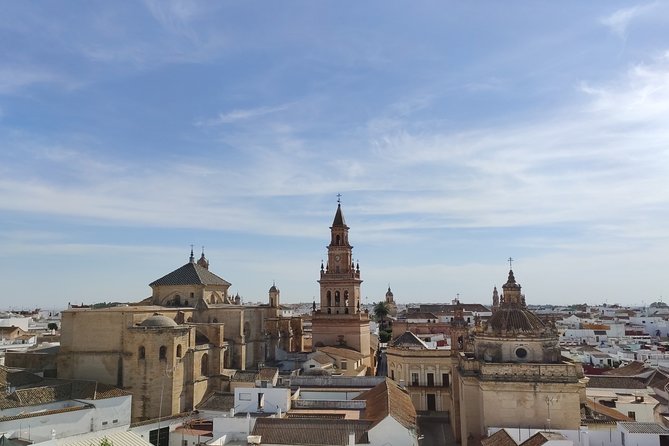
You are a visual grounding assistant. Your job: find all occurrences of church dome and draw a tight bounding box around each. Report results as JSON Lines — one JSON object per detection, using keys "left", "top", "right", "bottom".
{"left": 139, "top": 313, "right": 178, "bottom": 328}
{"left": 269, "top": 284, "right": 278, "bottom": 293}
{"left": 485, "top": 307, "right": 546, "bottom": 334}
{"left": 484, "top": 269, "right": 550, "bottom": 335}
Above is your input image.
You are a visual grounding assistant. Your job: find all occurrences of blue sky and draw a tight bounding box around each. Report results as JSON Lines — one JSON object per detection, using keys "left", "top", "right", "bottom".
{"left": 1, "top": 1, "right": 668, "bottom": 310}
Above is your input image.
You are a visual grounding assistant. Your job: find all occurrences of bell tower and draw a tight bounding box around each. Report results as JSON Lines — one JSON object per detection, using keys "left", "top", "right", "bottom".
{"left": 312, "top": 199, "right": 373, "bottom": 368}
{"left": 318, "top": 201, "right": 362, "bottom": 315}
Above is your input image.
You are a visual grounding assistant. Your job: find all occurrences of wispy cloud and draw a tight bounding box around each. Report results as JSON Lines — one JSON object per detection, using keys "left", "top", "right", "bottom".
{"left": 196, "top": 104, "right": 293, "bottom": 126}
{"left": 600, "top": 3, "right": 656, "bottom": 38}
{"left": 2, "top": 51, "right": 669, "bottom": 248}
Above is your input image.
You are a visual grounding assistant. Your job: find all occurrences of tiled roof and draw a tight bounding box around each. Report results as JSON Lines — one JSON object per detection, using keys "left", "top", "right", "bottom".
{"left": 390, "top": 331, "right": 428, "bottom": 349}
{"left": 0, "top": 366, "right": 42, "bottom": 389}
{"left": 252, "top": 418, "right": 370, "bottom": 445}
{"left": 619, "top": 422, "right": 669, "bottom": 434}
{"left": 232, "top": 371, "right": 258, "bottom": 382}
{"left": 257, "top": 367, "right": 279, "bottom": 382}
{"left": 405, "top": 312, "right": 438, "bottom": 320}
{"left": 309, "top": 351, "right": 335, "bottom": 365}
{"left": 196, "top": 391, "right": 234, "bottom": 412}
{"left": 149, "top": 262, "right": 231, "bottom": 287}
{"left": 604, "top": 361, "right": 648, "bottom": 377}
{"left": 584, "top": 399, "right": 633, "bottom": 422}
{"left": 354, "top": 378, "right": 417, "bottom": 430}
{"left": 520, "top": 432, "right": 568, "bottom": 446}
{"left": 481, "top": 429, "right": 517, "bottom": 446}
{"left": 586, "top": 376, "right": 647, "bottom": 389}
{"left": 418, "top": 303, "right": 491, "bottom": 313}
{"left": 0, "top": 377, "right": 130, "bottom": 409}
{"left": 318, "top": 346, "right": 364, "bottom": 361}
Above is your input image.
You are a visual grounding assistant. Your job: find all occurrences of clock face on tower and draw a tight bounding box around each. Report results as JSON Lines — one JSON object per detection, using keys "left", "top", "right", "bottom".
{"left": 335, "top": 255, "right": 341, "bottom": 262}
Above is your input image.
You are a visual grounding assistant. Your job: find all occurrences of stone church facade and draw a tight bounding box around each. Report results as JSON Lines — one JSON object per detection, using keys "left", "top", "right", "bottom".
{"left": 387, "top": 269, "right": 587, "bottom": 445}
{"left": 57, "top": 251, "right": 303, "bottom": 421}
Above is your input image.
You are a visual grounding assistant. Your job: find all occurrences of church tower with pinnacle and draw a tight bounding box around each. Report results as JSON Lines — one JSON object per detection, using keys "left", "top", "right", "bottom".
{"left": 311, "top": 199, "right": 373, "bottom": 368}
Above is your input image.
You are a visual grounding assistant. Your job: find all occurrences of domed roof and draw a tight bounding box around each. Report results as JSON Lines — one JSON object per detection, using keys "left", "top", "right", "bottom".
{"left": 269, "top": 283, "right": 278, "bottom": 293}
{"left": 139, "top": 313, "right": 178, "bottom": 328}
{"left": 485, "top": 307, "right": 546, "bottom": 334}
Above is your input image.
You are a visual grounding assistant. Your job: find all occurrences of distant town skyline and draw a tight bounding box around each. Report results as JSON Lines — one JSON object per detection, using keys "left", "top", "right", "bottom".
{"left": 1, "top": 2, "right": 668, "bottom": 308}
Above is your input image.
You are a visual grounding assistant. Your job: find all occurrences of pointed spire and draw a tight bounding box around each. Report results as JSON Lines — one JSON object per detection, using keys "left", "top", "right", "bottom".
{"left": 331, "top": 196, "right": 347, "bottom": 227}
{"left": 189, "top": 245, "right": 195, "bottom": 263}
{"left": 507, "top": 269, "right": 516, "bottom": 284}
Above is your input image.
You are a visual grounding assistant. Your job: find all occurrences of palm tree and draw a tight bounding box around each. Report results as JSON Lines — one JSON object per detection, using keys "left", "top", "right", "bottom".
{"left": 374, "top": 301, "right": 391, "bottom": 342}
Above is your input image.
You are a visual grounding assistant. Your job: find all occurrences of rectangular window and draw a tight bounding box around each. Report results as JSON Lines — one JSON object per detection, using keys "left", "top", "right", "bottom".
{"left": 102, "top": 421, "right": 108, "bottom": 426}
{"left": 427, "top": 373, "right": 434, "bottom": 386}
{"left": 149, "top": 427, "right": 169, "bottom": 446}
{"left": 628, "top": 411, "right": 636, "bottom": 420}
{"left": 391, "top": 370, "right": 395, "bottom": 380}
{"left": 411, "top": 372, "right": 419, "bottom": 386}
{"left": 442, "top": 373, "right": 450, "bottom": 387}
{"left": 341, "top": 361, "right": 348, "bottom": 370}
{"left": 239, "top": 393, "right": 251, "bottom": 401}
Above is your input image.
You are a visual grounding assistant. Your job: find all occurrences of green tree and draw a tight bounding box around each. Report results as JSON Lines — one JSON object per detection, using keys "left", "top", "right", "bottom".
{"left": 373, "top": 301, "right": 389, "bottom": 322}
{"left": 47, "top": 322, "right": 58, "bottom": 331}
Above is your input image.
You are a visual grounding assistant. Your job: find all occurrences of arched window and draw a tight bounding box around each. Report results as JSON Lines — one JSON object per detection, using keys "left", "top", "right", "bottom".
{"left": 138, "top": 346, "right": 145, "bottom": 360}
{"left": 159, "top": 345, "right": 167, "bottom": 360}
{"left": 335, "top": 291, "right": 340, "bottom": 305}
{"left": 336, "top": 235, "right": 340, "bottom": 245}
{"left": 176, "top": 344, "right": 182, "bottom": 358}
{"left": 201, "top": 353, "right": 209, "bottom": 376}
{"left": 327, "top": 291, "right": 332, "bottom": 307}
{"left": 344, "top": 290, "right": 349, "bottom": 304}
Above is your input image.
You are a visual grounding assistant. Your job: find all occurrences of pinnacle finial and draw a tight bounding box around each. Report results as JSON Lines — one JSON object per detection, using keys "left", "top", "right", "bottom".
{"left": 189, "top": 245, "right": 195, "bottom": 263}
{"left": 337, "top": 193, "right": 342, "bottom": 204}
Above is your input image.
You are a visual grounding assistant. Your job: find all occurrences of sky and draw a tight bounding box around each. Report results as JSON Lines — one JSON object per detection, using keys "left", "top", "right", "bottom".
{"left": 1, "top": 1, "right": 668, "bottom": 310}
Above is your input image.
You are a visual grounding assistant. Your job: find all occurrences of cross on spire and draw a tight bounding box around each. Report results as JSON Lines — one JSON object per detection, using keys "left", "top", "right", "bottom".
{"left": 508, "top": 257, "right": 514, "bottom": 269}
{"left": 336, "top": 193, "right": 342, "bottom": 204}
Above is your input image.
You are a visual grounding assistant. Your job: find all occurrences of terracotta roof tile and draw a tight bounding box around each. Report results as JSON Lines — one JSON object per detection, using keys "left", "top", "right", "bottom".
{"left": 586, "top": 376, "right": 647, "bottom": 389}
{"left": 252, "top": 418, "right": 370, "bottom": 445}
{"left": 150, "top": 262, "right": 231, "bottom": 287}
{"left": 196, "top": 392, "right": 234, "bottom": 411}
{"left": 585, "top": 399, "right": 634, "bottom": 421}
{"left": 318, "top": 346, "right": 364, "bottom": 361}
{"left": 354, "top": 378, "right": 417, "bottom": 430}
{"left": 604, "top": 361, "right": 648, "bottom": 377}
{"left": 390, "top": 331, "right": 428, "bottom": 349}
{"left": 481, "top": 429, "right": 517, "bottom": 446}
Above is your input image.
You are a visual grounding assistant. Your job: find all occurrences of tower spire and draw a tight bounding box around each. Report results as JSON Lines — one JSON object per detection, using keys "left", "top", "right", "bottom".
{"left": 189, "top": 245, "right": 195, "bottom": 263}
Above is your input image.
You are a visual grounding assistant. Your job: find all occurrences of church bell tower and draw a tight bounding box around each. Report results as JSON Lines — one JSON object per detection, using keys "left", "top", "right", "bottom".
{"left": 311, "top": 199, "right": 373, "bottom": 367}
{"left": 318, "top": 201, "right": 362, "bottom": 315}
